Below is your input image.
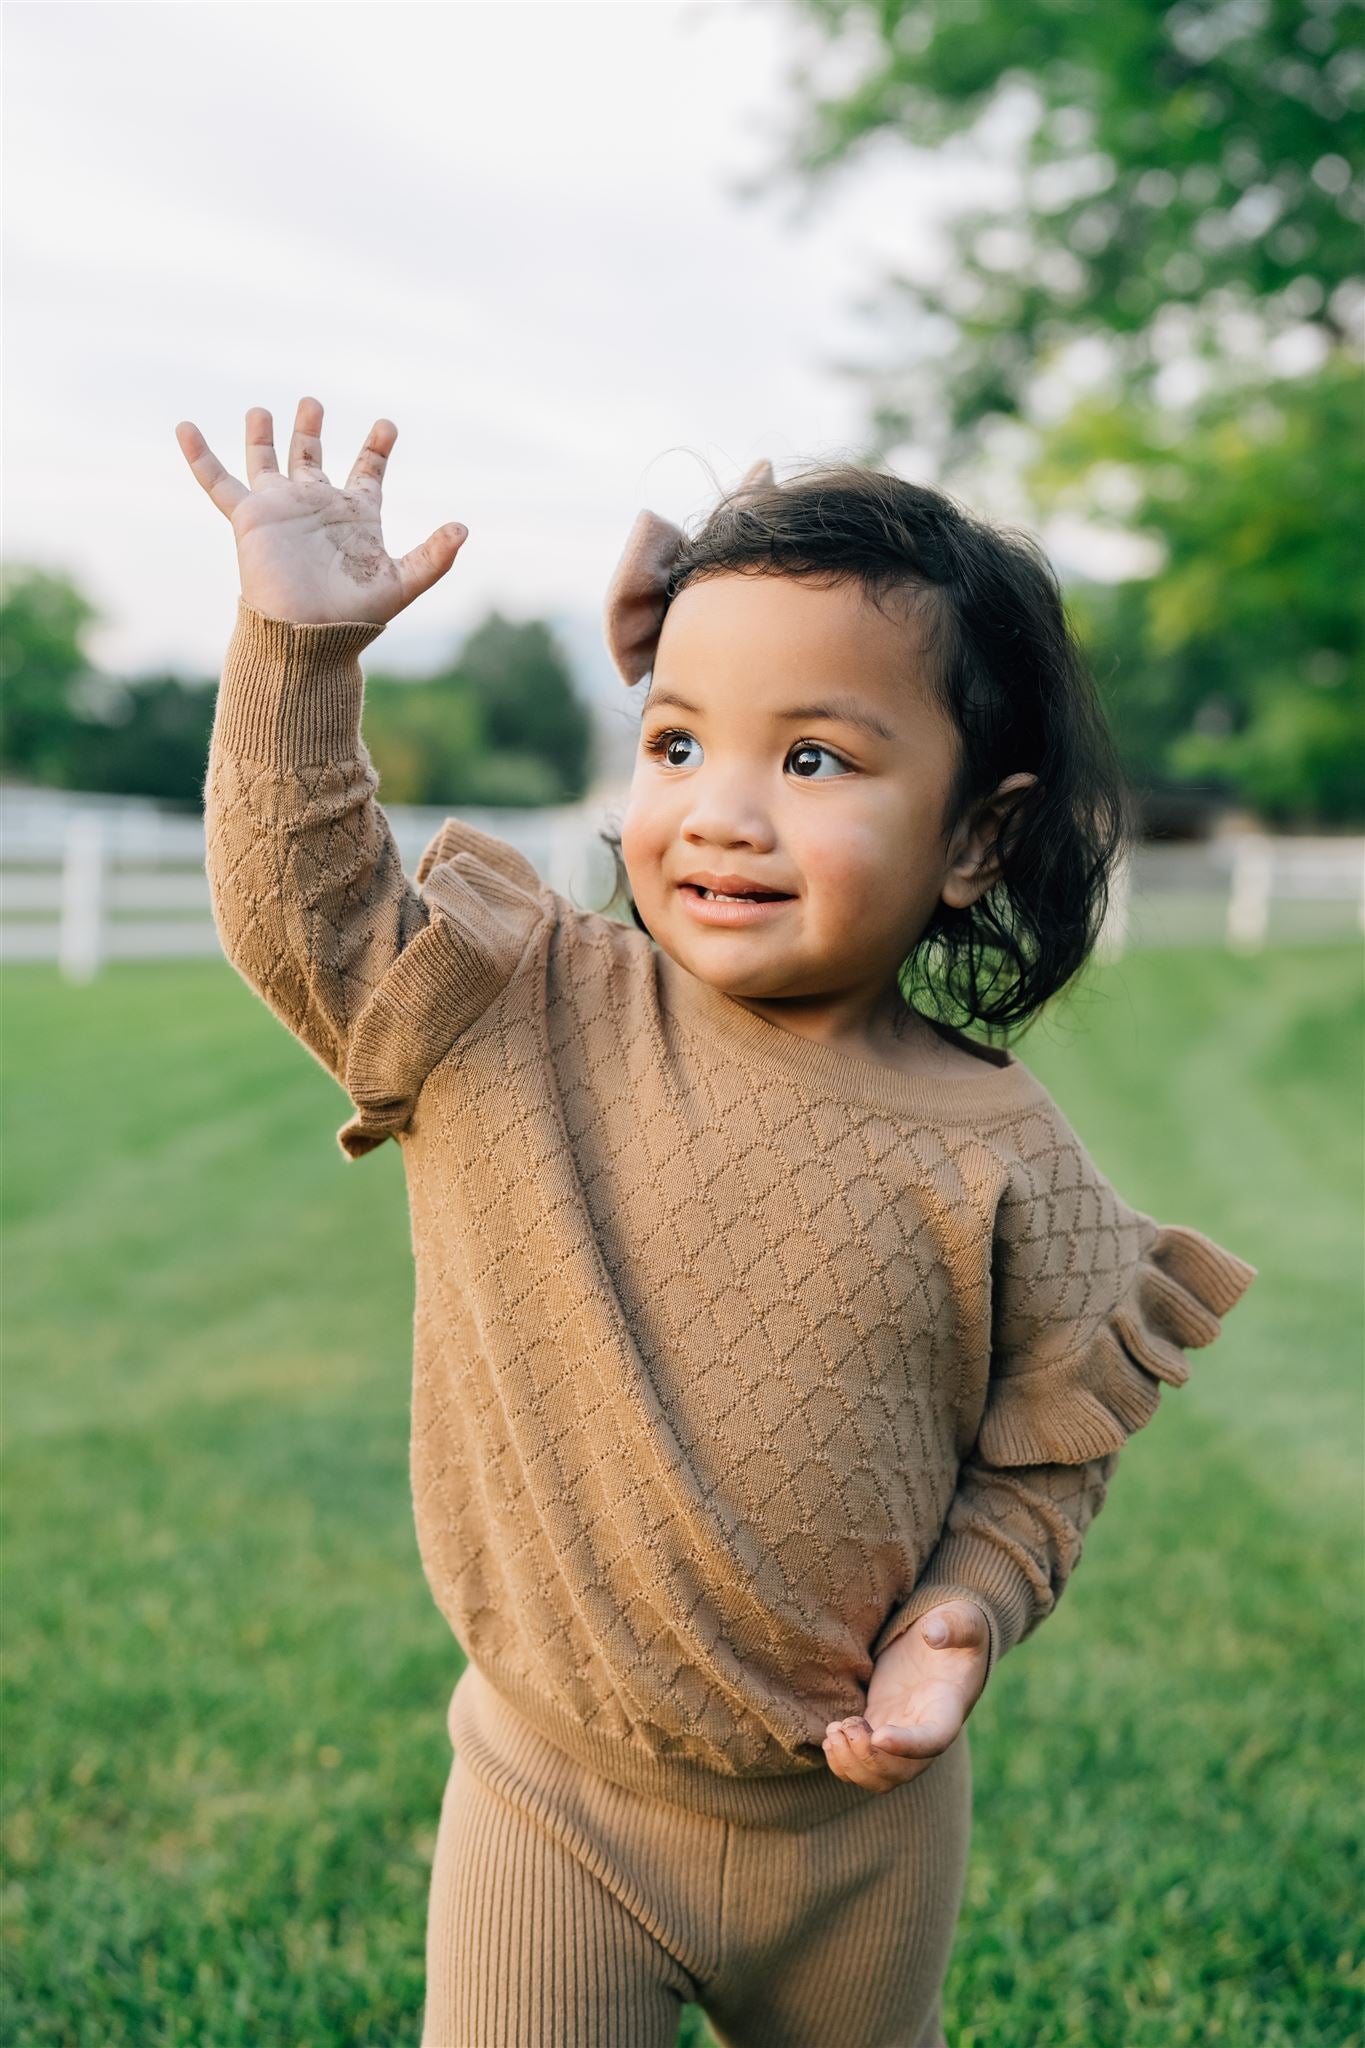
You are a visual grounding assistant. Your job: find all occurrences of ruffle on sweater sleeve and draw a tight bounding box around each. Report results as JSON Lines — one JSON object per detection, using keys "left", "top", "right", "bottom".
{"left": 976, "top": 1214, "right": 1259, "bottom": 1468}
{"left": 336, "top": 821, "right": 549, "bottom": 1158}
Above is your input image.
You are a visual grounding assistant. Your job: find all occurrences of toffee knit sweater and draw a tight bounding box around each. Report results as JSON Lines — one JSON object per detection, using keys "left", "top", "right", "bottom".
{"left": 204, "top": 599, "right": 1259, "bottom": 1822}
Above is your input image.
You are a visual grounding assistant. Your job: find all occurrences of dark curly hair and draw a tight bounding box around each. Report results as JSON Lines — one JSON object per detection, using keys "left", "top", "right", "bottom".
{"left": 604, "top": 459, "right": 1135, "bottom": 1044}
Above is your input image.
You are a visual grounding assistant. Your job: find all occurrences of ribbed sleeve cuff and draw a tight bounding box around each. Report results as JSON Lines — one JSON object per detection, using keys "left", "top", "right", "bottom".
{"left": 874, "top": 1532, "right": 1038, "bottom": 1684}
{"left": 213, "top": 597, "right": 387, "bottom": 766}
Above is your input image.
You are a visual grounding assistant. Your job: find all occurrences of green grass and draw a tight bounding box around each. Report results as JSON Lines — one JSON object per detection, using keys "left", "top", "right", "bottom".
{"left": 3, "top": 944, "right": 1361, "bottom": 2046}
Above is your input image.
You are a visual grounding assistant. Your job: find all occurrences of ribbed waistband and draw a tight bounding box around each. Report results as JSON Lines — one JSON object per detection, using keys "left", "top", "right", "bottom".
{"left": 447, "top": 1661, "right": 879, "bottom": 1831}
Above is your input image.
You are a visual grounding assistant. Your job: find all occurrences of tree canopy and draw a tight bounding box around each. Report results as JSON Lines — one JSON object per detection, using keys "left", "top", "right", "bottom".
{"left": 763, "top": 0, "right": 1363, "bottom": 825}
{"left": 780, "top": 0, "right": 1361, "bottom": 452}
{"left": 0, "top": 566, "right": 595, "bottom": 811}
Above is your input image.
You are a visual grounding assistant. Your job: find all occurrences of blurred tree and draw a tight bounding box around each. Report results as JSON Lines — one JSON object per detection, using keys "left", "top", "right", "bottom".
{"left": 1030, "top": 357, "right": 1363, "bottom": 825}
{"left": 0, "top": 566, "right": 593, "bottom": 810}
{"left": 362, "top": 677, "right": 500, "bottom": 806}
{"left": 0, "top": 565, "right": 103, "bottom": 781}
{"left": 365, "top": 609, "right": 592, "bottom": 806}
{"left": 775, "top": 0, "right": 1362, "bottom": 454}
{"left": 766, "top": 0, "right": 1363, "bottom": 824}
{"left": 61, "top": 676, "right": 216, "bottom": 807}
{"left": 454, "top": 612, "right": 593, "bottom": 802}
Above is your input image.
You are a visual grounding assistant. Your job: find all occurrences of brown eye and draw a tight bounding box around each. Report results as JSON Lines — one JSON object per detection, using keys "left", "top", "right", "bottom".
{"left": 786, "top": 742, "right": 848, "bottom": 779}
{"left": 642, "top": 733, "right": 699, "bottom": 770}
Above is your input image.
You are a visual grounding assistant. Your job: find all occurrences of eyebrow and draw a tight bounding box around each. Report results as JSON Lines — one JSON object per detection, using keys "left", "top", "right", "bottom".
{"left": 644, "top": 688, "right": 896, "bottom": 743}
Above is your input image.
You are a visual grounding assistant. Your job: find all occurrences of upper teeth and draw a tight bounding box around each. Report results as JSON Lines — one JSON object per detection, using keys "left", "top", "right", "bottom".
{"left": 700, "top": 888, "right": 760, "bottom": 901}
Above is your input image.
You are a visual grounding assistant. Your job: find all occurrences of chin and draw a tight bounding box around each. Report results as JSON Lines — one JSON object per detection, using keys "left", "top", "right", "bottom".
{"left": 665, "top": 936, "right": 801, "bottom": 999}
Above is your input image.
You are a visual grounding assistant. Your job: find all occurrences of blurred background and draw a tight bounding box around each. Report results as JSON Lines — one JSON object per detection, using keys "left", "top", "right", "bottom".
{"left": 3, "top": 5, "right": 1361, "bottom": 2044}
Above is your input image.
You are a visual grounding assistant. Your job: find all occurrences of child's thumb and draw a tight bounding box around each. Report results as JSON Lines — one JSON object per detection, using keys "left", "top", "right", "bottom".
{"left": 394, "top": 523, "right": 469, "bottom": 611}
{"left": 920, "top": 1600, "right": 988, "bottom": 1651}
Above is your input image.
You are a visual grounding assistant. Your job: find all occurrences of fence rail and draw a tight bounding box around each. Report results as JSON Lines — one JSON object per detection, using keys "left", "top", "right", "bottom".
{"left": 2, "top": 787, "right": 1361, "bottom": 981}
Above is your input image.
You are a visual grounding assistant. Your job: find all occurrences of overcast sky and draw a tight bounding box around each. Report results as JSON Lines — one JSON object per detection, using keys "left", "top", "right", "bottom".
{"left": 5, "top": 0, "right": 1081, "bottom": 696}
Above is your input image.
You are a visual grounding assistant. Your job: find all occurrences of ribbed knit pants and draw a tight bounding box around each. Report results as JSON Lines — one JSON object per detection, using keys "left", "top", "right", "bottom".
{"left": 421, "top": 1663, "right": 972, "bottom": 2048}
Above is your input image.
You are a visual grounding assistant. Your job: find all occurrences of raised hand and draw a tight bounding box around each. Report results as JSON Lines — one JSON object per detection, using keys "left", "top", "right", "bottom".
{"left": 174, "top": 395, "right": 467, "bottom": 628}
{"left": 823, "top": 1598, "right": 991, "bottom": 1794}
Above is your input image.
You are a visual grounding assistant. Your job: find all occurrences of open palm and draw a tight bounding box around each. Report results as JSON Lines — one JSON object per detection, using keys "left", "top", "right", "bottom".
{"left": 174, "top": 394, "right": 466, "bottom": 627}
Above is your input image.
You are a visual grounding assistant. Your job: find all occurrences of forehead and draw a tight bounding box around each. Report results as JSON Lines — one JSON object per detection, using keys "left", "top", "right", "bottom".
{"left": 651, "top": 571, "right": 927, "bottom": 704}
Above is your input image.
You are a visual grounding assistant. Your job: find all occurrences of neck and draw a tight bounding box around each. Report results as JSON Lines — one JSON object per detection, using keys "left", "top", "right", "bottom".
{"left": 724, "top": 979, "right": 931, "bottom": 1060}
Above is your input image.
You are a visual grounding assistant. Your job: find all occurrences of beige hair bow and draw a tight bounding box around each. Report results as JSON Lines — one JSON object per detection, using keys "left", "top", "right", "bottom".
{"left": 601, "top": 458, "right": 775, "bottom": 687}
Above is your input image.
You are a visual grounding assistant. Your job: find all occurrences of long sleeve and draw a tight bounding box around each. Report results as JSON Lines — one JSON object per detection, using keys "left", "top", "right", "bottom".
{"left": 872, "top": 1442, "right": 1122, "bottom": 1682}
{"left": 874, "top": 1111, "right": 1259, "bottom": 1683}
{"left": 203, "top": 598, "right": 547, "bottom": 1159}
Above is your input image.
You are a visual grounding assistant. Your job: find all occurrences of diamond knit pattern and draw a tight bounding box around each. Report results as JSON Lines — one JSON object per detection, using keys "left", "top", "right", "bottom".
{"left": 203, "top": 601, "right": 1259, "bottom": 1800}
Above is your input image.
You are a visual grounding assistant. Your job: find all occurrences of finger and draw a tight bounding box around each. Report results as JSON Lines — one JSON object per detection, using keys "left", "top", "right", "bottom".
{"left": 919, "top": 1600, "right": 990, "bottom": 1653}
{"left": 346, "top": 418, "right": 398, "bottom": 496}
{"left": 826, "top": 1719, "right": 888, "bottom": 1779}
{"left": 824, "top": 1720, "right": 914, "bottom": 1792}
{"left": 821, "top": 1723, "right": 861, "bottom": 1784}
{"left": 289, "top": 394, "right": 328, "bottom": 481}
{"left": 245, "top": 406, "right": 280, "bottom": 486}
{"left": 841, "top": 1718, "right": 883, "bottom": 1773}
{"left": 174, "top": 421, "right": 248, "bottom": 519}
{"left": 393, "top": 523, "right": 468, "bottom": 613}
{"left": 869, "top": 1721, "right": 953, "bottom": 1759}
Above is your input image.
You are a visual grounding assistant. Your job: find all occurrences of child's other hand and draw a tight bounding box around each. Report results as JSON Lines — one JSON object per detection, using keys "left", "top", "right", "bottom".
{"left": 175, "top": 395, "right": 468, "bottom": 627}
{"left": 823, "top": 1599, "right": 990, "bottom": 1795}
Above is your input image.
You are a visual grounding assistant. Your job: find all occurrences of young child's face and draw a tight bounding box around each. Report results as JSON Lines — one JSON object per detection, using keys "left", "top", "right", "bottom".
{"left": 620, "top": 572, "right": 975, "bottom": 1007}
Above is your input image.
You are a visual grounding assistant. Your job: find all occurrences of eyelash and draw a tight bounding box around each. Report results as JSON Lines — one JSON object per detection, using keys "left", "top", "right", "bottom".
{"left": 643, "top": 729, "right": 855, "bottom": 777}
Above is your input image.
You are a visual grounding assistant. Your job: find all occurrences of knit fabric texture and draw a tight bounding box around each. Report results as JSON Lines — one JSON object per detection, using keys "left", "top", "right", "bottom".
{"left": 204, "top": 597, "right": 1259, "bottom": 1812}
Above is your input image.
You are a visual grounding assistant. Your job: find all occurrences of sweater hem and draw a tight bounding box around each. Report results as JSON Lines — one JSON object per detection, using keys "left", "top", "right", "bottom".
{"left": 447, "top": 1659, "right": 882, "bottom": 1830}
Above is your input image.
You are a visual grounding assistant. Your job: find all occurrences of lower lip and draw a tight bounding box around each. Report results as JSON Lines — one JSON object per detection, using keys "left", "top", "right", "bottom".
{"left": 676, "top": 886, "right": 795, "bottom": 927}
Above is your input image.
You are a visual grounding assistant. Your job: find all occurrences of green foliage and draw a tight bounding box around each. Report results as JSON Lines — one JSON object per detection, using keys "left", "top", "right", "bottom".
{"left": 782, "top": 0, "right": 1362, "bottom": 449}
{"left": 62, "top": 677, "right": 218, "bottom": 807}
{"left": 361, "top": 611, "right": 592, "bottom": 806}
{"left": 456, "top": 610, "right": 593, "bottom": 801}
{"left": 2, "top": 944, "right": 1359, "bottom": 2042}
{"left": 1, "top": 563, "right": 222, "bottom": 804}
{"left": 357, "top": 674, "right": 486, "bottom": 806}
{"left": 1030, "top": 357, "right": 1364, "bottom": 823}
{"left": 773, "top": 1, "right": 1365, "bottom": 825}
{"left": 0, "top": 564, "right": 104, "bottom": 781}
{"left": 0, "top": 566, "right": 594, "bottom": 809}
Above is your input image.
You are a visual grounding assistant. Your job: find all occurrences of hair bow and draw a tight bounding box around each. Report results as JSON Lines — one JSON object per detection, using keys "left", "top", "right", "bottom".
{"left": 601, "top": 458, "right": 775, "bottom": 687}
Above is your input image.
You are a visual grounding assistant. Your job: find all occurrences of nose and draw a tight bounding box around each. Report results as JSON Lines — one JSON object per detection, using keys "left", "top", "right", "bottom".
{"left": 679, "top": 766, "right": 776, "bottom": 853}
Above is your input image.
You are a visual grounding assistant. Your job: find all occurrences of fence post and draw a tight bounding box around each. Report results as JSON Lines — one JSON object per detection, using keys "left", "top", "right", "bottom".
{"left": 1226, "top": 835, "right": 1272, "bottom": 951}
{"left": 1096, "top": 847, "right": 1131, "bottom": 961}
{"left": 59, "top": 811, "right": 105, "bottom": 983}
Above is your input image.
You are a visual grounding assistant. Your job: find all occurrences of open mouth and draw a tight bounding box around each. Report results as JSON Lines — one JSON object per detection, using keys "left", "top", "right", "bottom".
{"left": 679, "top": 883, "right": 793, "bottom": 904}
{"left": 676, "top": 879, "right": 796, "bottom": 925}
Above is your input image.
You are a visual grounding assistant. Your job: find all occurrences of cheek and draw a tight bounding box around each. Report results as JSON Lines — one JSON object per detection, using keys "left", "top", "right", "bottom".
{"left": 619, "top": 780, "right": 672, "bottom": 898}
{"left": 793, "top": 808, "right": 896, "bottom": 912}
{"left": 794, "top": 793, "right": 935, "bottom": 932}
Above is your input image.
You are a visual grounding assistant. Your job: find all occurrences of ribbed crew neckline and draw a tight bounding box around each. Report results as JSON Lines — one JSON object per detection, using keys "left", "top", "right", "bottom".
{"left": 656, "top": 950, "right": 1041, "bottom": 1121}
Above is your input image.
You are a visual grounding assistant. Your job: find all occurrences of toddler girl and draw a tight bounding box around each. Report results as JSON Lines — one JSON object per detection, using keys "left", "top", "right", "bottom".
{"left": 176, "top": 397, "right": 1258, "bottom": 2048}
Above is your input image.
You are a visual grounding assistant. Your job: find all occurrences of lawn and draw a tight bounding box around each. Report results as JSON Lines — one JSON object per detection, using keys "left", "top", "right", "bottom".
{"left": 2, "top": 942, "right": 1361, "bottom": 2046}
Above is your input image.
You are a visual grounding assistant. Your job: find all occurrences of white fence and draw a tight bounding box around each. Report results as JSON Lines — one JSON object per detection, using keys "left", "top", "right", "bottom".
{"left": 1, "top": 785, "right": 1361, "bottom": 982}
{"left": 1098, "top": 835, "right": 1365, "bottom": 955}
{"left": 0, "top": 786, "right": 622, "bottom": 983}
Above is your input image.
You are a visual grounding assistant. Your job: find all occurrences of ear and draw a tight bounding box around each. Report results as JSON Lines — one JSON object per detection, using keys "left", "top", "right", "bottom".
{"left": 941, "top": 773, "right": 1039, "bottom": 910}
